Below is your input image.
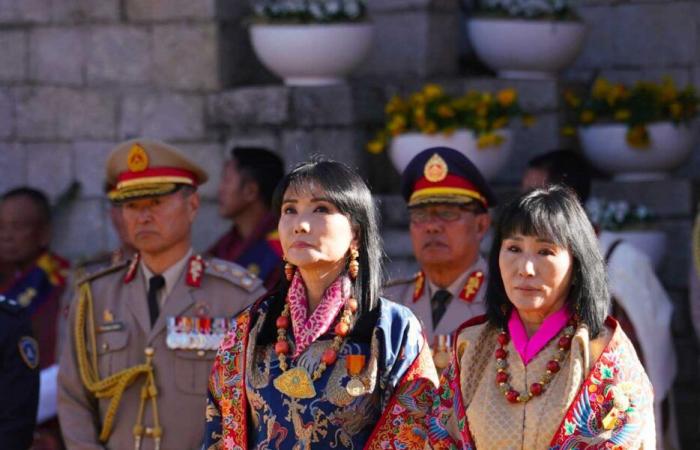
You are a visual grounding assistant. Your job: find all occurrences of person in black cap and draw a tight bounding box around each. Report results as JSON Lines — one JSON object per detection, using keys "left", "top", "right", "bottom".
{"left": 384, "top": 147, "right": 496, "bottom": 345}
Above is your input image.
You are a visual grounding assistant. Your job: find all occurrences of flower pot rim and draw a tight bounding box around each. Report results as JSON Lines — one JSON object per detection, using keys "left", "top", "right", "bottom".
{"left": 395, "top": 127, "right": 511, "bottom": 136}
{"left": 250, "top": 21, "right": 373, "bottom": 29}
{"left": 578, "top": 120, "right": 696, "bottom": 130}
{"left": 467, "top": 16, "right": 584, "bottom": 25}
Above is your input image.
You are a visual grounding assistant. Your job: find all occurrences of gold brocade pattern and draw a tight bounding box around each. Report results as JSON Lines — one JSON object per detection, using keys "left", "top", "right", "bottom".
{"left": 457, "top": 322, "right": 611, "bottom": 449}
{"left": 243, "top": 308, "right": 383, "bottom": 448}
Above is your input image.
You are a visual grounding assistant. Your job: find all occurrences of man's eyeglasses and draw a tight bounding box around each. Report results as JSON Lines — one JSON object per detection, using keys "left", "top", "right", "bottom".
{"left": 408, "top": 205, "right": 480, "bottom": 224}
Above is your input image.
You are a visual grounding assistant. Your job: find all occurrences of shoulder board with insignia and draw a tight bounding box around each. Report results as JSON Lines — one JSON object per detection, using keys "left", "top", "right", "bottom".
{"left": 205, "top": 257, "right": 263, "bottom": 292}
{"left": 76, "top": 259, "right": 130, "bottom": 286}
{"left": 383, "top": 272, "right": 419, "bottom": 288}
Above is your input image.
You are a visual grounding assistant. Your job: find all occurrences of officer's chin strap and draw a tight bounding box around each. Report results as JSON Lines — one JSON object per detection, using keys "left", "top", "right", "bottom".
{"left": 74, "top": 283, "right": 162, "bottom": 449}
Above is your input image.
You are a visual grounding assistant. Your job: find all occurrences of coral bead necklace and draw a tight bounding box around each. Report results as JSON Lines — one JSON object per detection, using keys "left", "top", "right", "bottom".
{"left": 495, "top": 319, "right": 576, "bottom": 404}
{"left": 272, "top": 297, "right": 359, "bottom": 399}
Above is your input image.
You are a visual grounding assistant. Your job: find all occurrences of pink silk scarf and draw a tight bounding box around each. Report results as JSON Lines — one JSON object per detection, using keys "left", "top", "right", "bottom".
{"left": 508, "top": 306, "right": 572, "bottom": 365}
{"left": 287, "top": 271, "right": 350, "bottom": 358}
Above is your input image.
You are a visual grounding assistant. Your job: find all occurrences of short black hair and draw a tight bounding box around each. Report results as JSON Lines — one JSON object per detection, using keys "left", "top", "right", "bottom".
{"left": 485, "top": 185, "right": 608, "bottom": 338}
{"left": 271, "top": 158, "right": 384, "bottom": 315}
{"left": 231, "top": 146, "right": 284, "bottom": 208}
{"left": 527, "top": 150, "right": 591, "bottom": 203}
{"left": 1, "top": 187, "right": 51, "bottom": 224}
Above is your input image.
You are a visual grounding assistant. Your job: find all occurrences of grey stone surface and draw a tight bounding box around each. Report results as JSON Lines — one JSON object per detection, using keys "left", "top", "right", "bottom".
{"left": 493, "top": 113, "right": 563, "bottom": 184}
{"left": 657, "top": 220, "right": 692, "bottom": 290}
{"left": 126, "top": 0, "right": 218, "bottom": 22}
{"left": 211, "top": 86, "right": 289, "bottom": 126}
{"left": 52, "top": 199, "right": 107, "bottom": 260}
{"left": 175, "top": 142, "right": 225, "bottom": 199}
{"left": 0, "top": 142, "right": 26, "bottom": 193}
{"left": 153, "top": 24, "right": 219, "bottom": 90}
{"left": 15, "top": 87, "right": 54, "bottom": 139}
{"left": 51, "top": 0, "right": 120, "bottom": 22}
{"left": 571, "top": 6, "right": 616, "bottom": 70}
{"left": 87, "top": 26, "right": 151, "bottom": 84}
{"left": 58, "top": 89, "right": 117, "bottom": 139}
{"left": 29, "top": 27, "right": 85, "bottom": 84}
{"left": 0, "top": 30, "right": 27, "bottom": 81}
{"left": 0, "top": 88, "right": 14, "bottom": 138}
{"left": 192, "top": 200, "right": 228, "bottom": 253}
{"left": 291, "top": 85, "right": 355, "bottom": 126}
{"left": 591, "top": 179, "right": 696, "bottom": 217}
{"left": 358, "top": 11, "right": 459, "bottom": 78}
{"left": 224, "top": 132, "right": 281, "bottom": 159}
{"left": 614, "top": 3, "right": 696, "bottom": 67}
{"left": 119, "top": 93, "right": 206, "bottom": 140}
{"left": 0, "top": 0, "right": 50, "bottom": 24}
{"left": 377, "top": 194, "right": 409, "bottom": 227}
{"left": 24, "top": 142, "right": 75, "bottom": 202}
{"left": 280, "top": 128, "right": 367, "bottom": 172}
{"left": 382, "top": 229, "right": 414, "bottom": 259}
{"left": 73, "top": 141, "right": 116, "bottom": 197}
{"left": 153, "top": 23, "right": 219, "bottom": 91}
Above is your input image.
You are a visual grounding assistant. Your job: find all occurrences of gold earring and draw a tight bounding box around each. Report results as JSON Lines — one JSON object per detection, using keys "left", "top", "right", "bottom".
{"left": 284, "top": 259, "right": 295, "bottom": 282}
{"left": 348, "top": 248, "right": 359, "bottom": 281}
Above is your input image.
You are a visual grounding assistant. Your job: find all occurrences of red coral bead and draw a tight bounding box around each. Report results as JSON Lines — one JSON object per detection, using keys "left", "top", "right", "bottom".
{"left": 505, "top": 389, "right": 520, "bottom": 403}
{"left": 276, "top": 315, "right": 290, "bottom": 329}
{"left": 347, "top": 298, "right": 359, "bottom": 313}
{"left": 546, "top": 360, "right": 560, "bottom": 373}
{"left": 530, "top": 382, "right": 543, "bottom": 396}
{"left": 495, "top": 348, "right": 507, "bottom": 360}
{"left": 275, "top": 341, "right": 289, "bottom": 355}
{"left": 497, "top": 333, "right": 509, "bottom": 346}
{"left": 335, "top": 321, "right": 350, "bottom": 337}
{"left": 558, "top": 336, "right": 571, "bottom": 350}
{"left": 321, "top": 349, "right": 337, "bottom": 365}
{"left": 496, "top": 372, "right": 509, "bottom": 384}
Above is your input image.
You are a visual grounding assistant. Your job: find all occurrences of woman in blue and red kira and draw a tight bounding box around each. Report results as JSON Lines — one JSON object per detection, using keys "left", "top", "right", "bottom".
{"left": 204, "top": 159, "right": 439, "bottom": 449}
{"left": 427, "top": 185, "right": 655, "bottom": 449}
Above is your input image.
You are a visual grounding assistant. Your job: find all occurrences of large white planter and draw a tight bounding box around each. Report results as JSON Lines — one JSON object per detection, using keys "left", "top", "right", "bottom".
{"left": 388, "top": 129, "right": 513, "bottom": 179}
{"left": 605, "top": 230, "right": 667, "bottom": 271}
{"left": 250, "top": 23, "right": 373, "bottom": 86}
{"left": 467, "top": 18, "right": 586, "bottom": 80}
{"left": 579, "top": 121, "right": 695, "bottom": 180}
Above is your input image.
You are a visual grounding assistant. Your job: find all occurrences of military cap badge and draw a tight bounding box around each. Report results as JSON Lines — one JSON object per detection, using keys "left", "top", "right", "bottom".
{"left": 424, "top": 153, "right": 448, "bottom": 182}
{"left": 127, "top": 144, "right": 149, "bottom": 172}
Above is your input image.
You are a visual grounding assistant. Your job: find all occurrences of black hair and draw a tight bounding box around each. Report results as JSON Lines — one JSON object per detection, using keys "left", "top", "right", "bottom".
{"left": 271, "top": 158, "right": 384, "bottom": 316}
{"left": 231, "top": 146, "right": 285, "bottom": 208}
{"left": 1, "top": 187, "right": 51, "bottom": 224}
{"left": 527, "top": 149, "right": 591, "bottom": 203}
{"left": 485, "top": 185, "right": 609, "bottom": 338}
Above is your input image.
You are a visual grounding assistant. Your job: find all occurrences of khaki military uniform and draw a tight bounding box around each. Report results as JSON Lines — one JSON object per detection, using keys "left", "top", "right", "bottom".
{"left": 58, "top": 254, "right": 265, "bottom": 450}
{"left": 383, "top": 256, "right": 488, "bottom": 342}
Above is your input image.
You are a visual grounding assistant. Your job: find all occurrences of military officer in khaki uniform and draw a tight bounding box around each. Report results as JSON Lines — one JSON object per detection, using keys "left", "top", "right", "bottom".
{"left": 383, "top": 147, "right": 496, "bottom": 344}
{"left": 58, "top": 139, "right": 266, "bottom": 450}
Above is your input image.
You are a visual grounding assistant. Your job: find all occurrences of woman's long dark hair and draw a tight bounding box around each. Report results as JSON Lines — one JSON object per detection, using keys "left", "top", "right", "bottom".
{"left": 271, "top": 159, "right": 384, "bottom": 315}
{"left": 485, "top": 185, "right": 609, "bottom": 338}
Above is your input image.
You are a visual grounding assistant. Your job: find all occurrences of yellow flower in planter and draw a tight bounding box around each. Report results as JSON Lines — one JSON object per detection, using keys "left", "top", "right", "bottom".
{"left": 626, "top": 125, "right": 650, "bottom": 149}
{"left": 564, "top": 76, "right": 699, "bottom": 148}
{"left": 367, "top": 83, "right": 529, "bottom": 154}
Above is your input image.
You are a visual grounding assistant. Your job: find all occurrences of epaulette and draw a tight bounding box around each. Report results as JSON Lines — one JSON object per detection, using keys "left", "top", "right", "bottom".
{"left": 383, "top": 272, "right": 419, "bottom": 288}
{"left": 0, "top": 294, "right": 22, "bottom": 315}
{"left": 205, "top": 257, "right": 263, "bottom": 292}
{"left": 76, "top": 259, "right": 130, "bottom": 286}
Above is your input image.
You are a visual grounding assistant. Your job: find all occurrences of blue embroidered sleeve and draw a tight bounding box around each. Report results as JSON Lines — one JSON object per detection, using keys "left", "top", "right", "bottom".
{"left": 202, "top": 383, "right": 223, "bottom": 449}
{"left": 375, "top": 298, "right": 426, "bottom": 405}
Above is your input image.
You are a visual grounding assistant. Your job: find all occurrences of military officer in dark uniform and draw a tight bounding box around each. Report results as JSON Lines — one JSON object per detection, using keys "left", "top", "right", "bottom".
{"left": 0, "top": 295, "right": 40, "bottom": 450}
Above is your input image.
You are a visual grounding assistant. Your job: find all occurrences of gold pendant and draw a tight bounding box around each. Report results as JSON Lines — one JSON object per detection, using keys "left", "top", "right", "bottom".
{"left": 273, "top": 367, "right": 316, "bottom": 399}
{"left": 346, "top": 377, "right": 367, "bottom": 397}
